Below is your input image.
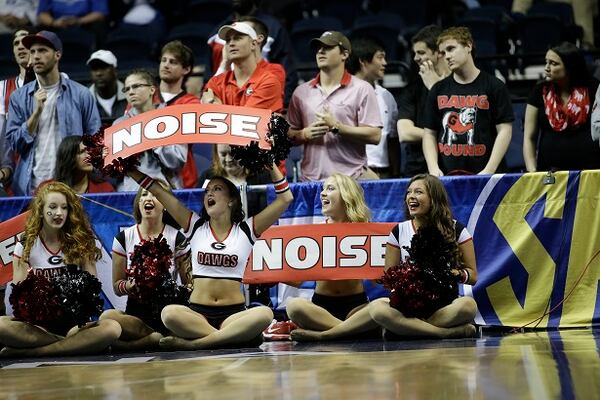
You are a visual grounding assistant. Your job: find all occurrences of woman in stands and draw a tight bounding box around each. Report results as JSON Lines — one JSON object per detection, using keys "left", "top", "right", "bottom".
{"left": 0, "top": 182, "right": 121, "bottom": 357}
{"left": 99, "top": 179, "right": 191, "bottom": 350}
{"left": 523, "top": 42, "right": 600, "bottom": 172}
{"left": 368, "top": 174, "right": 478, "bottom": 339}
{"left": 54, "top": 135, "right": 115, "bottom": 194}
{"left": 126, "top": 161, "right": 292, "bottom": 350}
{"left": 285, "top": 173, "right": 380, "bottom": 341}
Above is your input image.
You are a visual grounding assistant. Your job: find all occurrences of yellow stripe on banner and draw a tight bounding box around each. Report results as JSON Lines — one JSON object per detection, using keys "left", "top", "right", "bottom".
{"left": 487, "top": 172, "right": 568, "bottom": 327}
{"left": 561, "top": 170, "right": 600, "bottom": 326}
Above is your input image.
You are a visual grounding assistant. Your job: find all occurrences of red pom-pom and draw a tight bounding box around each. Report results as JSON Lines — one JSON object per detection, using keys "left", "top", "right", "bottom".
{"left": 9, "top": 270, "right": 63, "bottom": 327}
{"left": 127, "top": 235, "right": 174, "bottom": 302}
{"left": 381, "top": 226, "right": 459, "bottom": 319}
{"left": 82, "top": 128, "right": 140, "bottom": 179}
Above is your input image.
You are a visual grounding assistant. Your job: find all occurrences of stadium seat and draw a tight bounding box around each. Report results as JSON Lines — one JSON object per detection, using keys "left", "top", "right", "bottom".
{"left": 350, "top": 13, "right": 404, "bottom": 61}
{"left": 290, "top": 17, "right": 344, "bottom": 64}
{"left": 186, "top": 0, "right": 232, "bottom": 25}
{"left": 517, "top": 15, "right": 564, "bottom": 65}
{"left": 105, "top": 24, "right": 160, "bottom": 70}
{"left": 165, "top": 22, "right": 214, "bottom": 61}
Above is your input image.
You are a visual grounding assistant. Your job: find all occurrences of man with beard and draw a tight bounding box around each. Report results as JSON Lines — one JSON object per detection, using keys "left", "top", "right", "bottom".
{"left": 86, "top": 50, "right": 127, "bottom": 126}
{"left": 207, "top": 0, "right": 297, "bottom": 107}
{"left": 0, "top": 28, "right": 33, "bottom": 197}
{"left": 6, "top": 30, "right": 100, "bottom": 196}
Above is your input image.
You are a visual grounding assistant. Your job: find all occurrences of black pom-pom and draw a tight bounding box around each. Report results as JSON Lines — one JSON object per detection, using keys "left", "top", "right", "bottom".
{"left": 51, "top": 265, "right": 104, "bottom": 327}
{"left": 9, "top": 271, "right": 63, "bottom": 327}
{"left": 82, "top": 128, "right": 140, "bottom": 179}
{"left": 381, "top": 226, "right": 459, "bottom": 319}
{"left": 230, "top": 113, "right": 292, "bottom": 170}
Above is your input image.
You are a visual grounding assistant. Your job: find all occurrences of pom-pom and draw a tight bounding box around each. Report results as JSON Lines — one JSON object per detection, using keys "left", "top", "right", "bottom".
{"left": 51, "top": 265, "right": 104, "bottom": 327}
{"left": 230, "top": 113, "right": 292, "bottom": 170}
{"left": 128, "top": 236, "right": 190, "bottom": 317}
{"left": 381, "top": 226, "right": 459, "bottom": 319}
{"left": 9, "top": 270, "right": 62, "bottom": 327}
{"left": 82, "top": 128, "right": 140, "bottom": 179}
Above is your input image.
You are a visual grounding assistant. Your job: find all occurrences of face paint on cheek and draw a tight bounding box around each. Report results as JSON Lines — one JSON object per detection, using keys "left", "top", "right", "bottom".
{"left": 47, "top": 211, "right": 53, "bottom": 216}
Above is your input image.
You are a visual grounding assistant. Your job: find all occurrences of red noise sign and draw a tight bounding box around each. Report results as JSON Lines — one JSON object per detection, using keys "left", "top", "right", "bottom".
{"left": 0, "top": 212, "right": 29, "bottom": 285}
{"left": 104, "top": 104, "right": 273, "bottom": 165}
{"left": 244, "top": 223, "right": 396, "bottom": 283}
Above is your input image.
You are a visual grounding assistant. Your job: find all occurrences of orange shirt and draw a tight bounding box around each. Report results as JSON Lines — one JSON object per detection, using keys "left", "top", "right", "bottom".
{"left": 205, "top": 63, "right": 283, "bottom": 113}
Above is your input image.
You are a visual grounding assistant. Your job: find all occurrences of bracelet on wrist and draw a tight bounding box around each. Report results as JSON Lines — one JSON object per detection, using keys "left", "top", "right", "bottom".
{"left": 273, "top": 177, "right": 290, "bottom": 194}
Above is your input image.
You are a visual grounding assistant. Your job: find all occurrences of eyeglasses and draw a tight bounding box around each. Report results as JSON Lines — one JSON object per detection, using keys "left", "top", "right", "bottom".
{"left": 121, "top": 83, "right": 152, "bottom": 93}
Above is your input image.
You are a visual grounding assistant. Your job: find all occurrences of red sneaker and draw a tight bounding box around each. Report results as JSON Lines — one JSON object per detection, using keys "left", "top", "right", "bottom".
{"left": 263, "top": 319, "right": 298, "bottom": 341}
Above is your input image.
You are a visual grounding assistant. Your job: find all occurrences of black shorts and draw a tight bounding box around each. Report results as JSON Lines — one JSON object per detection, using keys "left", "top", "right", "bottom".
{"left": 188, "top": 302, "right": 246, "bottom": 329}
{"left": 188, "top": 302, "right": 264, "bottom": 347}
{"left": 312, "top": 292, "right": 369, "bottom": 321}
{"left": 126, "top": 299, "right": 169, "bottom": 335}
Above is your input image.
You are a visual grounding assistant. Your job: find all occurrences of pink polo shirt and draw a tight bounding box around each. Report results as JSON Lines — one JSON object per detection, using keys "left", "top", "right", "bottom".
{"left": 287, "top": 71, "right": 382, "bottom": 181}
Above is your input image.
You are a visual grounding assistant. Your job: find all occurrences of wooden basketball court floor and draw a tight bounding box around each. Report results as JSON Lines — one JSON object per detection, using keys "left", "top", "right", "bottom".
{"left": 0, "top": 328, "right": 598, "bottom": 399}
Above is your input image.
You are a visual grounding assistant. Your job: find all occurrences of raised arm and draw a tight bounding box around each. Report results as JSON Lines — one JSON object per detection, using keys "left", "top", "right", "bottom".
{"left": 128, "top": 169, "right": 193, "bottom": 230}
{"left": 253, "top": 163, "right": 293, "bottom": 236}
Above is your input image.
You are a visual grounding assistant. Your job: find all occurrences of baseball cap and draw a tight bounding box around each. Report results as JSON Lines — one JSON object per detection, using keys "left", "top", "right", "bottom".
{"left": 87, "top": 50, "right": 118, "bottom": 68}
{"left": 311, "top": 31, "right": 351, "bottom": 52}
{"left": 22, "top": 30, "right": 63, "bottom": 52}
{"left": 218, "top": 22, "right": 257, "bottom": 41}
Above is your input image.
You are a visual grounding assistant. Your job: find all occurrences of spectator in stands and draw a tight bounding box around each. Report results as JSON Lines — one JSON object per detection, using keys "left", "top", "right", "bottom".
{"left": 422, "top": 27, "right": 513, "bottom": 176}
{"left": 114, "top": 69, "right": 187, "bottom": 192}
{"left": 213, "top": 16, "right": 286, "bottom": 104}
{"left": 6, "top": 31, "right": 101, "bottom": 196}
{"left": 202, "top": 22, "right": 283, "bottom": 113}
{"left": 523, "top": 42, "right": 600, "bottom": 172}
{"left": 54, "top": 135, "right": 114, "bottom": 194}
{"left": 0, "top": 0, "right": 38, "bottom": 33}
{"left": 0, "top": 28, "right": 33, "bottom": 197}
{"left": 398, "top": 25, "right": 451, "bottom": 177}
{"left": 155, "top": 40, "right": 199, "bottom": 189}
{"left": 347, "top": 37, "right": 399, "bottom": 179}
{"left": 287, "top": 31, "right": 382, "bottom": 181}
{"left": 37, "top": 0, "right": 108, "bottom": 45}
{"left": 87, "top": 50, "right": 127, "bottom": 127}
{"left": 286, "top": 173, "right": 380, "bottom": 342}
{"left": 184, "top": 65, "right": 204, "bottom": 100}
{"left": 207, "top": 0, "right": 298, "bottom": 106}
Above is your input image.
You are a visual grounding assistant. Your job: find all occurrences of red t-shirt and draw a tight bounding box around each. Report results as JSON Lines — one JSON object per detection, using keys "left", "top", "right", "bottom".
{"left": 205, "top": 64, "right": 283, "bottom": 112}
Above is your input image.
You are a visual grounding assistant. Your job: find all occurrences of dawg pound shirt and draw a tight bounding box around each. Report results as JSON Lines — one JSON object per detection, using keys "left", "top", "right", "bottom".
{"left": 13, "top": 237, "right": 67, "bottom": 278}
{"left": 183, "top": 212, "right": 258, "bottom": 281}
{"left": 423, "top": 71, "right": 514, "bottom": 174}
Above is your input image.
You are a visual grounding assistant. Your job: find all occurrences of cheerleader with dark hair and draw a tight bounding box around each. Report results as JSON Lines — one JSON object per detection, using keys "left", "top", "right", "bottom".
{"left": 369, "top": 174, "right": 478, "bottom": 339}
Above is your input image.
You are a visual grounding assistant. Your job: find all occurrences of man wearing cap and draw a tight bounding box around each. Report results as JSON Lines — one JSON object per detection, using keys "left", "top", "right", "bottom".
{"left": 87, "top": 50, "right": 127, "bottom": 126}
{"left": 6, "top": 30, "right": 101, "bottom": 196}
{"left": 202, "top": 21, "right": 283, "bottom": 113}
{"left": 287, "top": 31, "right": 382, "bottom": 181}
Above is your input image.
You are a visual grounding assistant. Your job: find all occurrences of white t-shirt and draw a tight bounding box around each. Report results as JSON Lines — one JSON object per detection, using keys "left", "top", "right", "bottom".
{"left": 366, "top": 84, "right": 399, "bottom": 168}
{"left": 95, "top": 93, "right": 116, "bottom": 116}
{"left": 32, "top": 82, "right": 61, "bottom": 189}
